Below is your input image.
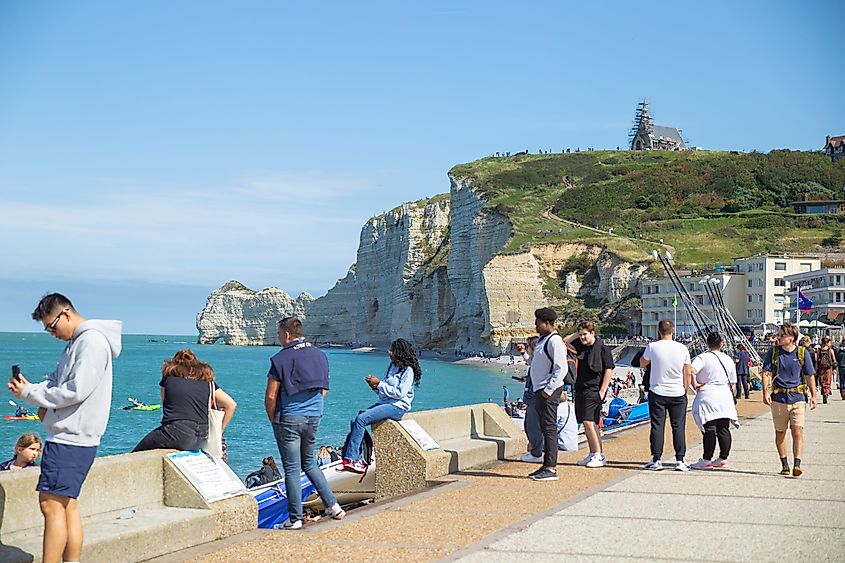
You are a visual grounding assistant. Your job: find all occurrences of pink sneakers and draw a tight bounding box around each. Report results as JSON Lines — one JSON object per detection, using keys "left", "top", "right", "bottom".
{"left": 341, "top": 459, "right": 368, "bottom": 474}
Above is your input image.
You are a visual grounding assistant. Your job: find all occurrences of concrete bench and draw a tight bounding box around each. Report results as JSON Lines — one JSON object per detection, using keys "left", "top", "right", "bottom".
{"left": 372, "top": 403, "right": 526, "bottom": 499}
{"left": 0, "top": 450, "right": 256, "bottom": 563}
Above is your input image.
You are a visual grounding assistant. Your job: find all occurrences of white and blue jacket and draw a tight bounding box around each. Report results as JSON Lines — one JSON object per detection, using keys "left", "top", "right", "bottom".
{"left": 375, "top": 363, "right": 415, "bottom": 411}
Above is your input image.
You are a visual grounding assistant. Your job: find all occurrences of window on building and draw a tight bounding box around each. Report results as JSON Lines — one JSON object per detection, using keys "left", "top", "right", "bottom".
{"left": 748, "top": 295, "right": 753, "bottom": 303}
{"left": 774, "top": 278, "right": 785, "bottom": 287}
{"left": 747, "top": 279, "right": 753, "bottom": 288}
{"left": 747, "top": 311, "right": 753, "bottom": 320}
{"left": 697, "top": 296, "right": 704, "bottom": 306}
{"left": 774, "top": 262, "right": 786, "bottom": 271}
{"left": 800, "top": 263, "right": 812, "bottom": 272}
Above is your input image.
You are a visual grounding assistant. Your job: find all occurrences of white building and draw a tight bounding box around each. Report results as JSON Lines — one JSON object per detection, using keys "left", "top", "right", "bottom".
{"left": 732, "top": 255, "right": 819, "bottom": 325}
{"left": 640, "top": 273, "right": 745, "bottom": 339}
{"left": 783, "top": 268, "right": 845, "bottom": 325}
{"left": 641, "top": 255, "right": 821, "bottom": 338}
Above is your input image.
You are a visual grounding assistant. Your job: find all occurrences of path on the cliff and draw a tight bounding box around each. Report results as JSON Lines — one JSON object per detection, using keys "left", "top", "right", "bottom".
{"left": 541, "top": 207, "right": 675, "bottom": 254}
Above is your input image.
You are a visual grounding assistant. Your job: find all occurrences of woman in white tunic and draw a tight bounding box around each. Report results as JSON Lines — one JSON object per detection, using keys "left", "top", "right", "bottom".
{"left": 689, "top": 333, "right": 738, "bottom": 470}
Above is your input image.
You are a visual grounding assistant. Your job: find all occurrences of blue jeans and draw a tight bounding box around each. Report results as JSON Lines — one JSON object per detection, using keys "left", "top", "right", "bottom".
{"left": 345, "top": 403, "right": 406, "bottom": 462}
{"left": 272, "top": 416, "right": 338, "bottom": 523}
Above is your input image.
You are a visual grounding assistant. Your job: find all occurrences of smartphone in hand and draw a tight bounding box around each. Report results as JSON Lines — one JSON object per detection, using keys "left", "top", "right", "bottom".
{"left": 11, "top": 364, "right": 21, "bottom": 381}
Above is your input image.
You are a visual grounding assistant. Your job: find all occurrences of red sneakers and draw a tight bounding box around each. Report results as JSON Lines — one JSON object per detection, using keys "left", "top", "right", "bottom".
{"left": 341, "top": 459, "right": 368, "bottom": 474}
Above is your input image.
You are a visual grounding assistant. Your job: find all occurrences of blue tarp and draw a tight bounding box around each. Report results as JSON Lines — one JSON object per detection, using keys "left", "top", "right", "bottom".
{"left": 254, "top": 473, "right": 317, "bottom": 529}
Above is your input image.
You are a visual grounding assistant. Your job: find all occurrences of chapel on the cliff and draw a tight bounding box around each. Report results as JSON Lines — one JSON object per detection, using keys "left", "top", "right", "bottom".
{"left": 628, "top": 99, "right": 688, "bottom": 151}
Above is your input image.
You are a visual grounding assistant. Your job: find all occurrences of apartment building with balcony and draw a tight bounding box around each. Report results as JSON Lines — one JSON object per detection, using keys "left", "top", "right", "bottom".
{"left": 784, "top": 268, "right": 845, "bottom": 325}
{"left": 731, "top": 255, "right": 820, "bottom": 325}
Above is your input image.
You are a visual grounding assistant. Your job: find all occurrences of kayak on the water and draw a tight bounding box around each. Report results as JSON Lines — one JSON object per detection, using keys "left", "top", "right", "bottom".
{"left": 122, "top": 397, "right": 161, "bottom": 411}
{"left": 3, "top": 415, "right": 39, "bottom": 421}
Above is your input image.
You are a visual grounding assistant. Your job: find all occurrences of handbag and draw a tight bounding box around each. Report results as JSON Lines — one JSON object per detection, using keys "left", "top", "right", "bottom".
{"left": 203, "top": 381, "right": 225, "bottom": 458}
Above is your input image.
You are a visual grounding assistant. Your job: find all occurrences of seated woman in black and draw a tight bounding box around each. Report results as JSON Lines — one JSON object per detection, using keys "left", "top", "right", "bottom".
{"left": 133, "top": 349, "right": 237, "bottom": 452}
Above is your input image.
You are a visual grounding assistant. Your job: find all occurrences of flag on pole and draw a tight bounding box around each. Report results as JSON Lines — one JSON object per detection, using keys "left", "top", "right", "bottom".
{"left": 797, "top": 289, "right": 812, "bottom": 313}
{"left": 672, "top": 295, "right": 678, "bottom": 308}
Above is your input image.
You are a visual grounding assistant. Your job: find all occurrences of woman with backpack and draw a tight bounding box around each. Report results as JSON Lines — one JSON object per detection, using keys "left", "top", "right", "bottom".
{"left": 340, "top": 338, "right": 422, "bottom": 474}
{"left": 817, "top": 336, "right": 836, "bottom": 404}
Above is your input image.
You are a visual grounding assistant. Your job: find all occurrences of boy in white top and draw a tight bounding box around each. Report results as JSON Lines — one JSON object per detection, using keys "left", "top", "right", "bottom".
{"left": 640, "top": 320, "right": 692, "bottom": 471}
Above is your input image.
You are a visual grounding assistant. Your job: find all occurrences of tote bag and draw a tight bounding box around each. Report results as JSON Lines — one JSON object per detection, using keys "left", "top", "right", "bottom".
{"left": 204, "top": 382, "right": 225, "bottom": 458}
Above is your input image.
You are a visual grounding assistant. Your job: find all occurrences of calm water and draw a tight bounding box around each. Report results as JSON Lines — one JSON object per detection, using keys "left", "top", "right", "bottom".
{"left": 0, "top": 332, "right": 515, "bottom": 477}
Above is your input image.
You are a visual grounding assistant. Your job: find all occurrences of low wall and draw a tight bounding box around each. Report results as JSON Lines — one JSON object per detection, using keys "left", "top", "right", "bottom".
{"left": 372, "top": 403, "right": 526, "bottom": 499}
{"left": 0, "top": 450, "right": 256, "bottom": 563}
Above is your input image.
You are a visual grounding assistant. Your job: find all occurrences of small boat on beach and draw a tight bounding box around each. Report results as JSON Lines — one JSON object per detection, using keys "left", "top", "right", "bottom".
{"left": 251, "top": 458, "right": 376, "bottom": 528}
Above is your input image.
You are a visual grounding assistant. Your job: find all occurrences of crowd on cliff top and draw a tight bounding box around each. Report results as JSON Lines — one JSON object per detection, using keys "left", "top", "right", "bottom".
{"left": 5, "top": 292, "right": 840, "bottom": 560}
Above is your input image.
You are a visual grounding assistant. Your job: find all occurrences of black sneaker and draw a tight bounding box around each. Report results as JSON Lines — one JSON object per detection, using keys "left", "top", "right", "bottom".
{"left": 528, "top": 466, "right": 545, "bottom": 477}
{"left": 779, "top": 466, "right": 791, "bottom": 476}
{"left": 530, "top": 468, "right": 558, "bottom": 481}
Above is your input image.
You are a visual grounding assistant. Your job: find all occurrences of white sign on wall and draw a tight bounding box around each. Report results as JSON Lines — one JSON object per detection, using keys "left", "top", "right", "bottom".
{"left": 168, "top": 450, "right": 247, "bottom": 502}
{"left": 399, "top": 419, "right": 440, "bottom": 451}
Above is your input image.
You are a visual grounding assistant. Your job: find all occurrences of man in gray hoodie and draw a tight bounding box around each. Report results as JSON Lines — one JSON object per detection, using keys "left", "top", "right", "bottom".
{"left": 8, "top": 293, "right": 121, "bottom": 563}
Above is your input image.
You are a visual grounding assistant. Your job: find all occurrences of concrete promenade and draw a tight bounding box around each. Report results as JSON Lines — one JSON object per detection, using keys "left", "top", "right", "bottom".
{"left": 457, "top": 397, "right": 845, "bottom": 562}
{"left": 153, "top": 396, "right": 844, "bottom": 562}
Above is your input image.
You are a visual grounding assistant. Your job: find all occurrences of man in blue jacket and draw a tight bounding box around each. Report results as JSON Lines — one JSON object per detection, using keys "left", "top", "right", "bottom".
{"left": 263, "top": 317, "right": 345, "bottom": 529}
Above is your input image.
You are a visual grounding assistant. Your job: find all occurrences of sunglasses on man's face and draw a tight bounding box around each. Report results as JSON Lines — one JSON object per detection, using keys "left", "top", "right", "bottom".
{"left": 45, "top": 310, "right": 67, "bottom": 333}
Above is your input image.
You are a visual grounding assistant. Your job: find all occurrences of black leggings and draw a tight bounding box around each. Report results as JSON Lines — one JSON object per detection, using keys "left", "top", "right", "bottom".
{"left": 534, "top": 387, "right": 563, "bottom": 469}
{"left": 735, "top": 374, "right": 749, "bottom": 399}
{"left": 648, "top": 392, "right": 687, "bottom": 461}
{"left": 702, "top": 418, "right": 732, "bottom": 460}
{"left": 133, "top": 420, "right": 207, "bottom": 452}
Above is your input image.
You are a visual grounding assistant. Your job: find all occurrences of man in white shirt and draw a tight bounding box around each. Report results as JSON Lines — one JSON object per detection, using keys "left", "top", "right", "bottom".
{"left": 640, "top": 320, "right": 693, "bottom": 471}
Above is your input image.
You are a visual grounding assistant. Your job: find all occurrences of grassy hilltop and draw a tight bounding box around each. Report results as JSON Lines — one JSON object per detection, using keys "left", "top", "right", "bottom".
{"left": 450, "top": 150, "right": 845, "bottom": 267}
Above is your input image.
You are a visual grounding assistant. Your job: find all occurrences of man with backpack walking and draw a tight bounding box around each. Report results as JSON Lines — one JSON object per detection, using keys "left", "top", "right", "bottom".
{"left": 762, "top": 322, "right": 816, "bottom": 477}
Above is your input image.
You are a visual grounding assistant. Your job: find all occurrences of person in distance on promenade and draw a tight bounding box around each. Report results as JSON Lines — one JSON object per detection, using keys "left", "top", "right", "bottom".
{"left": 640, "top": 320, "right": 693, "bottom": 472}
{"left": 525, "top": 307, "right": 568, "bottom": 481}
{"left": 734, "top": 343, "right": 752, "bottom": 400}
{"left": 341, "top": 338, "right": 421, "bottom": 473}
{"left": 762, "top": 322, "right": 816, "bottom": 477}
{"left": 515, "top": 337, "right": 543, "bottom": 463}
{"left": 836, "top": 340, "right": 845, "bottom": 400}
{"left": 689, "top": 333, "right": 738, "bottom": 470}
{"left": 264, "top": 317, "right": 345, "bottom": 529}
{"left": 8, "top": 293, "right": 121, "bottom": 563}
{"left": 562, "top": 321, "right": 614, "bottom": 468}
{"left": 816, "top": 336, "right": 836, "bottom": 404}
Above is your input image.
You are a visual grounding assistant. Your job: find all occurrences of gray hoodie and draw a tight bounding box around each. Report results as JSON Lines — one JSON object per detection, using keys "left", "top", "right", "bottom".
{"left": 21, "top": 320, "right": 122, "bottom": 447}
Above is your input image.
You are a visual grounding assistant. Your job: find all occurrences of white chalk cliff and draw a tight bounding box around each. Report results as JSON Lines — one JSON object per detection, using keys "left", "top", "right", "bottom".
{"left": 196, "top": 281, "right": 313, "bottom": 345}
{"left": 196, "top": 176, "right": 650, "bottom": 350}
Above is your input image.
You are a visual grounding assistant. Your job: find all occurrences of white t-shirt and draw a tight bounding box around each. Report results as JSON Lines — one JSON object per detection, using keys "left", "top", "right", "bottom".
{"left": 643, "top": 339, "right": 691, "bottom": 397}
{"left": 691, "top": 350, "right": 737, "bottom": 386}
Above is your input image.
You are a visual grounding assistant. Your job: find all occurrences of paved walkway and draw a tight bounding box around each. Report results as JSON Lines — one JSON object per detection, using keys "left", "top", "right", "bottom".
{"left": 148, "top": 396, "right": 844, "bottom": 562}
{"left": 455, "top": 397, "right": 845, "bottom": 562}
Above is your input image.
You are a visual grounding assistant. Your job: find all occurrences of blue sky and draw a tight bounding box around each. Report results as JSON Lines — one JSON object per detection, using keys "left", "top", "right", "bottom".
{"left": 0, "top": 1, "right": 841, "bottom": 334}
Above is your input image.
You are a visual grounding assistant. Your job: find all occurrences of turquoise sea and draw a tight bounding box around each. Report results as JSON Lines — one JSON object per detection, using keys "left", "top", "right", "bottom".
{"left": 1, "top": 332, "right": 516, "bottom": 478}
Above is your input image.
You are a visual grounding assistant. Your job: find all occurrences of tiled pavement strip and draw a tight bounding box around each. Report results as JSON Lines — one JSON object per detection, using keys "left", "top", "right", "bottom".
{"left": 149, "top": 396, "right": 844, "bottom": 562}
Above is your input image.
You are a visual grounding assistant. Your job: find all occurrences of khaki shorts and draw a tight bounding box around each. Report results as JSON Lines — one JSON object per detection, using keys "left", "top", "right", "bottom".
{"left": 771, "top": 401, "right": 805, "bottom": 432}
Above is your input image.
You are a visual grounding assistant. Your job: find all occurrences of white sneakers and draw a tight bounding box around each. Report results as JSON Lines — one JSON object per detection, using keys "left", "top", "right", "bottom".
{"left": 674, "top": 459, "right": 691, "bottom": 472}
{"left": 643, "top": 460, "right": 663, "bottom": 471}
{"left": 520, "top": 453, "right": 544, "bottom": 463}
{"left": 324, "top": 503, "right": 346, "bottom": 520}
{"left": 275, "top": 518, "right": 302, "bottom": 530}
{"left": 585, "top": 453, "right": 607, "bottom": 468}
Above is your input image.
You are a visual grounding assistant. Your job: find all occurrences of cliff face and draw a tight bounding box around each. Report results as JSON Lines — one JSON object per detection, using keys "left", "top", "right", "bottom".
{"left": 196, "top": 177, "right": 651, "bottom": 350}
{"left": 306, "top": 197, "right": 453, "bottom": 346}
{"left": 196, "top": 281, "right": 313, "bottom": 345}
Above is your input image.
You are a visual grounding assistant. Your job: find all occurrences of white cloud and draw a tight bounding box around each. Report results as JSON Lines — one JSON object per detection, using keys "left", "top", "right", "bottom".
{"left": 0, "top": 170, "right": 381, "bottom": 291}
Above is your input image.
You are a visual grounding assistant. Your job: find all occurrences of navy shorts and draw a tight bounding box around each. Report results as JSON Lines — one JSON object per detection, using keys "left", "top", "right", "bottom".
{"left": 37, "top": 441, "right": 97, "bottom": 499}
